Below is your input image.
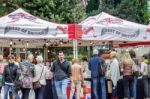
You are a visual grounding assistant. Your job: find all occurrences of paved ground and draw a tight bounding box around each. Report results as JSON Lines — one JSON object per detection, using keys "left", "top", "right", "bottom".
{"left": 0, "top": 81, "right": 91, "bottom": 99}
{"left": 1, "top": 87, "right": 24, "bottom": 99}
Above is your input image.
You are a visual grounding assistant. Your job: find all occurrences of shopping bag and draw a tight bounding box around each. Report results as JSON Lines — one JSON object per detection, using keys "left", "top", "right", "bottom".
{"left": 29, "top": 89, "right": 35, "bottom": 99}
{"left": 107, "top": 80, "right": 112, "bottom": 93}
{"left": 18, "top": 90, "right": 22, "bottom": 99}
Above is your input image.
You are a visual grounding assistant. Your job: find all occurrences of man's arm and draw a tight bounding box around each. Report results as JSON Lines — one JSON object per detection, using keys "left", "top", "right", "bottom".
{"left": 67, "top": 62, "right": 72, "bottom": 78}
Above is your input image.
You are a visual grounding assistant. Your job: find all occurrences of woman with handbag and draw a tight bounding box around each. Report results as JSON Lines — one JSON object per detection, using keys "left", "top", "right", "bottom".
{"left": 33, "top": 55, "right": 47, "bottom": 99}
{"left": 3, "top": 55, "right": 20, "bottom": 99}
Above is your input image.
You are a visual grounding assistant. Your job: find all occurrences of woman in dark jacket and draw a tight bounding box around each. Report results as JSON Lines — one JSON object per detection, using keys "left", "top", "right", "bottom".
{"left": 3, "top": 55, "right": 20, "bottom": 99}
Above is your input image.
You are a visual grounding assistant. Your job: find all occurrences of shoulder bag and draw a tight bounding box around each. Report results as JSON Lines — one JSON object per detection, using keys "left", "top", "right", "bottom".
{"left": 32, "top": 66, "right": 44, "bottom": 90}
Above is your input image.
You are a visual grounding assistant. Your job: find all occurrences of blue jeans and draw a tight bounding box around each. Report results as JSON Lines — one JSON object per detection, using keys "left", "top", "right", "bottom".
{"left": 34, "top": 85, "right": 45, "bottom": 99}
{"left": 52, "top": 80, "right": 57, "bottom": 99}
{"left": 133, "top": 77, "right": 137, "bottom": 99}
{"left": 4, "top": 84, "right": 20, "bottom": 99}
{"left": 55, "top": 78, "right": 70, "bottom": 99}
{"left": 92, "top": 76, "right": 106, "bottom": 99}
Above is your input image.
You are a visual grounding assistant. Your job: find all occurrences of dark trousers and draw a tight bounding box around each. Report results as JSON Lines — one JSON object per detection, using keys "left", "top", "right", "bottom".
{"left": 143, "top": 76, "right": 150, "bottom": 98}
{"left": 123, "top": 75, "right": 134, "bottom": 98}
{"left": 21, "top": 88, "right": 31, "bottom": 99}
{"left": 34, "top": 85, "right": 45, "bottom": 99}
{"left": 44, "top": 80, "right": 53, "bottom": 99}
{"left": 137, "top": 79, "right": 144, "bottom": 99}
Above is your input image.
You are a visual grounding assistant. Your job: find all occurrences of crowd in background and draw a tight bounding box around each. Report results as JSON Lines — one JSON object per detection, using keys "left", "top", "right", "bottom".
{"left": 0, "top": 49, "right": 149, "bottom": 99}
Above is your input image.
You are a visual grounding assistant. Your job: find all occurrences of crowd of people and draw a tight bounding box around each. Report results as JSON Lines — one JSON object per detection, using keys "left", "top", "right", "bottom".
{"left": 0, "top": 49, "right": 149, "bottom": 99}
{"left": 88, "top": 49, "right": 150, "bottom": 99}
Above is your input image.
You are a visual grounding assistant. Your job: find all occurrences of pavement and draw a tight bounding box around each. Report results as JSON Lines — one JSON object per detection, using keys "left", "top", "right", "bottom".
{"left": 0, "top": 81, "right": 91, "bottom": 99}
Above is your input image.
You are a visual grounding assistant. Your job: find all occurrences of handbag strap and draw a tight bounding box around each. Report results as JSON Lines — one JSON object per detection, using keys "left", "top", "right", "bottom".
{"left": 57, "top": 60, "right": 67, "bottom": 75}
{"left": 38, "top": 66, "right": 44, "bottom": 81}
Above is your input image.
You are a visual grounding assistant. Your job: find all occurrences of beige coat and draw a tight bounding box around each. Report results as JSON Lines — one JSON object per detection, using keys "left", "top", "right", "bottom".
{"left": 71, "top": 63, "right": 84, "bottom": 82}
{"left": 33, "top": 64, "right": 47, "bottom": 85}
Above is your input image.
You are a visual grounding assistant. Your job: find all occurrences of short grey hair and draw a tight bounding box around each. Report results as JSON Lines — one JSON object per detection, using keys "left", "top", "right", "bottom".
{"left": 93, "top": 49, "right": 98, "bottom": 55}
{"left": 36, "top": 55, "right": 43, "bottom": 63}
{"left": 27, "top": 54, "right": 33, "bottom": 60}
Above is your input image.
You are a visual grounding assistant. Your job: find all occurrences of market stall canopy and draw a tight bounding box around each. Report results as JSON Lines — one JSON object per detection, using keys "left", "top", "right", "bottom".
{"left": 78, "top": 12, "right": 150, "bottom": 42}
{"left": 0, "top": 8, "right": 74, "bottom": 40}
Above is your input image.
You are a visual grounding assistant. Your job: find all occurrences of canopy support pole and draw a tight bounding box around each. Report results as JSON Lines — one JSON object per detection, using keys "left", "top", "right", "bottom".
{"left": 73, "top": 39, "right": 78, "bottom": 58}
{"left": 43, "top": 46, "right": 48, "bottom": 64}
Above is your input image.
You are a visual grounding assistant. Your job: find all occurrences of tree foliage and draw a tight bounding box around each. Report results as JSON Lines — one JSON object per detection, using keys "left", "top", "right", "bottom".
{"left": 86, "top": 0, "right": 149, "bottom": 24}
{"left": 0, "top": 0, "right": 149, "bottom": 24}
{"left": 0, "top": 0, "right": 86, "bottom": 23}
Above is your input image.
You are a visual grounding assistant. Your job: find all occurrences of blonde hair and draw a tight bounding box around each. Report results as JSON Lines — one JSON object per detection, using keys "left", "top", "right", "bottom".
{"left": 16, "top": 55, "right": 21, "bottom": 62}
{"left": 0, "top": 55, "right": 3, "bottom": 62}
{"left": 27, "top": 54, "right": 33, "bottom": 61}
{"left": 72, "top": 58, "right": 79, "bottom": 64}
{"left": 122, "top": 51, "right": 133, "bottom": 64}
{"left": 110, "top": 51, "right": 117, "bottom": 58}
{"left": 36, "top": 55, "right": 43, "bottom": 63}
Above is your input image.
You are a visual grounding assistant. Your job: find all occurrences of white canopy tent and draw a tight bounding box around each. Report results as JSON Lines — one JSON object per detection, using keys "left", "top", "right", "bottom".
{"left": 0, "top": 8, "right": 75, "bottom": 48}
{"left": 78, "top": 12, "right": 150, "bottom": 42}
{"left": 0, "top": 8, "right": 79, "bottom": 60}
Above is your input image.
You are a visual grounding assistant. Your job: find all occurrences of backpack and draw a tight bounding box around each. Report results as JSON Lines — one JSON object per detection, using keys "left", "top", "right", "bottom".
{"left": 98, "top": 59, "right": 107, "bottom": 76}
{"left": 132, "top": 58, "right": 141, "bottom": 77}
{"left": 19, "top": 61, "right": 34, "bottom": 88}
{"left": 147, "top": 65, "right": 150, "bottom": 79}
{"left": 22, "top": 77, "right": 32, "bottom": 88}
